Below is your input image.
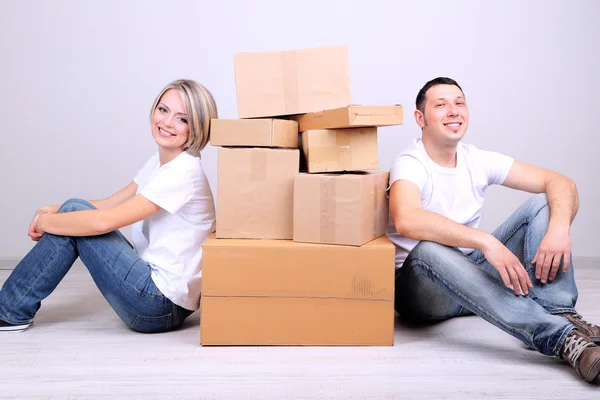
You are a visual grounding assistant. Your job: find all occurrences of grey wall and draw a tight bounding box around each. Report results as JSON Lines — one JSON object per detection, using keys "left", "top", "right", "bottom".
{"left": 1, "top": 0, "right": 598, "bottom": 259}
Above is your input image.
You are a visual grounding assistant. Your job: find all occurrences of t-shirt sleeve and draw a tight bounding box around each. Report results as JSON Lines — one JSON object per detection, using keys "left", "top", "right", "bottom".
{"left": 139, "top": 166, "right": 194, "bottom": 214}
{"left": 133, "top": 155, "right": 158, "bottom": 186}
{"left": 479, "top": 149, "right": 514, "bottom": 185}
{"left": 388, "top": 154, "right": 429, "bottom": 192}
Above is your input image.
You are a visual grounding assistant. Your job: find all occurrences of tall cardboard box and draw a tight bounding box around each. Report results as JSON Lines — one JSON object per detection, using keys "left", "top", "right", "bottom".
{"left": 217, "top": 147, "right": 299, "bottom": 239}
{"left": 301, "top": 127, "right": 378, "bottom": 173}
{"left": 292, "top": 105, "right": 404, "bottom": 131}
{"left": 210, "top": 119, "right": 299, "bottom": 148}
{"left": 234, "top": 45, "right": 351, "bottom": 118}
{"left": 200, "top": 234, "right": 395, "bottom": 346}
{"left": 293, "top": 171, "right": 389, "bottom": 246}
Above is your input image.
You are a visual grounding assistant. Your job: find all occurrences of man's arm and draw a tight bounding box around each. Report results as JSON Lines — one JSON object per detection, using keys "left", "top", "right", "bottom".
{"left": 390, "top": 180, "right": 491, "bottom": 249}
{"left": 390, "top": 180, "right": 532, "bottom": 295}
{"left": 502, "top": 160, "right": 578, "bottom": 229}
{"left": 501, "top": 160, "right": 578, "bottom": 281}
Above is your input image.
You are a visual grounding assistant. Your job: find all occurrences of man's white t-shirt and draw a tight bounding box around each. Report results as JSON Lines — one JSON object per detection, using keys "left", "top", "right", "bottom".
{"left": 131, "top": 151, "right": 216, "bottom": 311}
{"left": 387, "top": 138, "right": 514, "bottom": 267}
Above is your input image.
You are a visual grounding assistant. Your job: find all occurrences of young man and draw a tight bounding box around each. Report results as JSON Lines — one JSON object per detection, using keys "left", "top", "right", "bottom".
{"left": 387, "top": 77, "right": 600, "bottom": 382}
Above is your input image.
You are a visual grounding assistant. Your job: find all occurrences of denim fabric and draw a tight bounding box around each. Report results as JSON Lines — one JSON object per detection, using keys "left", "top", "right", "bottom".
{"left": 0, "top": 198, "right": 193, "bottom": 333}
{"left": 395, "top": 194, "right": 576, "bottom": 356}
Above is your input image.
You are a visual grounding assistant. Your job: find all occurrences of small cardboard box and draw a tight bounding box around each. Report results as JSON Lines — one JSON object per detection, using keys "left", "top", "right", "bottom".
{"left": 234, "top": 45, "right": 351, "bottom": 118}
{"left": 200, "top": 234, "right": 395, "bottom": 346}
{"left": 301, "top": 127, "right": 378, "bottom": 173}
{"left": 292, "top": 105, "right": 404, "bottom": 131}
{"left": 293, "top": 171, "right": 389, "bottom": 246}
{"left": 210, "top": 119, "right": 299, "bottom": 148}
{"left": 216, "top": 147, "right": 299, "bottom": 239}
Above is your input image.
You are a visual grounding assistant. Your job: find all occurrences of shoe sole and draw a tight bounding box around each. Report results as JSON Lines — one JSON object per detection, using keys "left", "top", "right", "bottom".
{"left": 584, "top": 356, "right": 600, "bottom": 382}
{"left": 0, "top": 324, "right": 31, "bottom": 332}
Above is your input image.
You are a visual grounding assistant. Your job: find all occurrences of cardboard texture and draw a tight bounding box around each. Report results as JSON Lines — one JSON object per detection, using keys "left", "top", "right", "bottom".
{"left": 293, "top": 105, "right": 404, "bottom": 131}
{"left": 210, "top": 119, "right": 299, "bottom": 148}
{"left": 293, "top": 171, "right": 390, "bottom": 246}
{"left": 234, "top": 45, "right": 351, "bottom": 118}
{"left": 301, "top": 127, "right": 378, "bottom": 173}
{"left": 200, "top": 234, "right": 395, "bottom": 346}
{"left": 216, "top": 147, "right": 299, "bottom": 239}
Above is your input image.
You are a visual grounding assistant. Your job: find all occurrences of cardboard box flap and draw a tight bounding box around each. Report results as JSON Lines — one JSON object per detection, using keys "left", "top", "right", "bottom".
{"left": 293, "top": 105, "right": 404, "bottom": 131}
{"left": 210, "top": 119, "right": 298, "bottom": 148}
{"left": 202, "top": 235, "right": 395, "bottom": 301}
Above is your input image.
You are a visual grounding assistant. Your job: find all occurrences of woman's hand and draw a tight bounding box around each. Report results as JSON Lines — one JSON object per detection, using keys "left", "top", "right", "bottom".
{"left": 28, "top": 205, "right": 58, "bottom": 241}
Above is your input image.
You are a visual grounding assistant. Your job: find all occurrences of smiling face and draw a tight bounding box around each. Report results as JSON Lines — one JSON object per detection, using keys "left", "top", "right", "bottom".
{"left": 151, "top": 88, "right": 190, "bottom": 153}
{"left": 414, "top": 84, "right": 469, "bottom": 146}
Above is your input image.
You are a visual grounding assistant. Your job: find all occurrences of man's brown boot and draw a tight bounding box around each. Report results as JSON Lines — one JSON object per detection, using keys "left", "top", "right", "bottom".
{"left": 562, "top": 330, "right": 600, "bottom": 382}
{"left": 559, "top": 313, "right": 600, "bottom": 344}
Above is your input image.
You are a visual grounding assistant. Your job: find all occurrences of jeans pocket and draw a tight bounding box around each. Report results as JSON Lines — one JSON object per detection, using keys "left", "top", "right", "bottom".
{"left": 134, "top": 274, "right": 165, "bottom": 298}
{"left": 131, "top": 313, "right": 172, "bottom": 333}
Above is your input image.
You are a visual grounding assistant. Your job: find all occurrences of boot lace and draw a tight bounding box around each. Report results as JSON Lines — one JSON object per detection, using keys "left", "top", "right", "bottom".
{"left": 563, "top": 333, "right": 591, "bottom": 364}
{"left": 572, "top": 314, "right": 597, "bottom": 330}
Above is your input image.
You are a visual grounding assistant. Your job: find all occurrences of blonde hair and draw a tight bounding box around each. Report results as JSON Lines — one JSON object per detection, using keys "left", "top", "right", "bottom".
{"left": 149, "top": 79, "right": 218, "bottom": 156}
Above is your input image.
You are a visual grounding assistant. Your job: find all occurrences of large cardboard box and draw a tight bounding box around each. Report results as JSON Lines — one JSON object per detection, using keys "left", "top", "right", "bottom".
{"left": 234, "top": 45, "right": 351, "bottom": 118}
{"left": 293, "top": 171, "right": 389, "bottom": 246}
{"left": 293, "top": 105, "right": 404, "bottom": 131}
{"left": 301, "top": 127, "right": 378, "bottom": 173}
{"left": 210, "top": 119, "right": 299, "bottom": 148}
{"left": 200, "top": 234, "right": 395, "bottom": 346}
{"left": 217, "top": 147, "right": 299, "bottom": 239}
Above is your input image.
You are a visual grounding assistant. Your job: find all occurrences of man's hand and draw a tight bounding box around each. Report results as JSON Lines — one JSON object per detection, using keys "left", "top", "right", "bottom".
{"left": 532, "top": 226, "right": 571, "bottom": 283}
{"left": 28, "top": 206, "right": 58, "bottom": 241}
{"left": 482, "top": 236, "right": 533, "bottom": 295}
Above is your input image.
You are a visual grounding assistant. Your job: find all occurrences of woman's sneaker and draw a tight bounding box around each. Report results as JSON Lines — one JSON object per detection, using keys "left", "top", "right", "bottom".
{"left": 0, "top": 319, "right": 32, "bottom": 332}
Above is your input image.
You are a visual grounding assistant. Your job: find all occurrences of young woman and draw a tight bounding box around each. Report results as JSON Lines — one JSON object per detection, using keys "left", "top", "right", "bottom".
{"left": 0, "top": 79, "right": 218, "bottom": 333}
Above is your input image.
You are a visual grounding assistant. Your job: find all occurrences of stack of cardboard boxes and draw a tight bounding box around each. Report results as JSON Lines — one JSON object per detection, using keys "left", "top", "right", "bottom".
{"left": 201, "top": 45, "right": 402, "bottom": 346}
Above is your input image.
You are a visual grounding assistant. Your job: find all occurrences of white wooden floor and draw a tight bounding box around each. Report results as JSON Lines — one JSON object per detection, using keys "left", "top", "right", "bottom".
{"left": 1, "top": 264, "right": 599, "bottom": 399}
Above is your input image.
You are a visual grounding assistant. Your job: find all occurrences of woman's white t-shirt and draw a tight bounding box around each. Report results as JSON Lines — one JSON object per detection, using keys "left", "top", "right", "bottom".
{"left": 131, "top": 151, "right": 216, "bottom": 311}
{"left": 387, "top": 138, "right": 514, "bottom": 267}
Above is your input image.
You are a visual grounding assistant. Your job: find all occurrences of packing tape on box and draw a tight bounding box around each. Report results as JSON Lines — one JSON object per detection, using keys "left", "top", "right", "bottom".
{"left": 281, "top": 51, "right": 300, "bottom": 113}
{"left": 372, "top": 173, "right": 388, "bottom": 237}
{"left": 337, "top": 134, "right": 352, "bottom": 165}
{"left": 308, "top": 134, "right": 353, "bottom": 170}
{"left": 371, "top": 174, "right": 385, "bottom": 237}
{"left": 250, "top": 150, "right": 267, "bottom": 181}
{"left": 319, "top": 176, "right": 336, "bottom": 243}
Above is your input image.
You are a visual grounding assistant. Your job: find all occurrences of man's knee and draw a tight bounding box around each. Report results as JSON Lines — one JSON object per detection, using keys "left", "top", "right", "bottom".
{"left": 408, "top": 241, "right": 461, "bottom": 265}
{"left": 58, "top": 198, "right": 96, "bottom": 213}
{"left": 525, "top": 193, "right": 549, "bottom": 219}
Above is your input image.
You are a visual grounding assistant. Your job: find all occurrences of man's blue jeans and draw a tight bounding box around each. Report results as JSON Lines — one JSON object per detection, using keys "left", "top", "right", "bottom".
{"left": 394, "top": 194, "right": 578, "bottom": 357}
{"left": 0, "top": 199, "right": 193, "bottom": 333}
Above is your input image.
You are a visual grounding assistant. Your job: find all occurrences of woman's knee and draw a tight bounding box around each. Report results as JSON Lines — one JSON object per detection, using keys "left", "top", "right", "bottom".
{"left": 58, "top": 198, "right": 96, "bottom": 213}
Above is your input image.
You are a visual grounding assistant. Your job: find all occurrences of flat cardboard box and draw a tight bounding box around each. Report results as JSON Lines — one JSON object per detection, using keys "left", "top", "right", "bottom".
{"left": 234, "top": 45, "right": 351, "bottom": 118}
{"left": 301, "top": 127, "right": 378, "bottom": 173}
{"left": 200, "top": 234, "right": 395, "bottom": 346}
{"left": 292, "top": 105, "right": 404, "bottom": 131}
{"left": 293, "top": 171, "right": 389, "bottom": 246}
{"left": 210, "top": 119, "right": 299, "bottom": 148}
{"left": 216, "top": 147, "right": 299, "bottom": 239}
